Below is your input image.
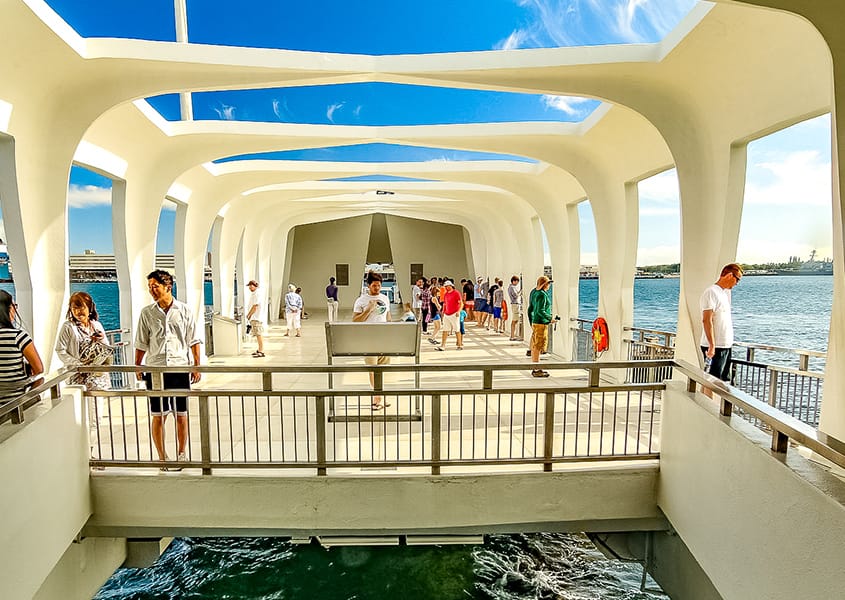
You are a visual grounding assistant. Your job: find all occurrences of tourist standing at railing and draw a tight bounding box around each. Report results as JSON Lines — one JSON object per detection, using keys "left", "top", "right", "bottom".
{"left": 475, "top": 276, "right": 489, "bottom": 327}
{"left": 326, "top": 277, "right": 339, "bottom": 323}
{"left": 245, "top": 280, "right": 267, "bottom": 358}
{"left": 0, "top": 290, "right": 44, "bottom": 403}
{"left": 55, "top": 292, "right": 110, "bottom": 391}
{"left": 284, "top": 284, "right": 303, "bottom": 337}
{"left": 352, "top": 270, "right": 392, "bottom": 410}
{"left": 527, "top": 275, "right": 552, "bottom": 378}
{"left": 134, "top": 269, "right": 201, "bottom": 470}
{"left": 700, "top": 263, "right": 743, "bottom": 381}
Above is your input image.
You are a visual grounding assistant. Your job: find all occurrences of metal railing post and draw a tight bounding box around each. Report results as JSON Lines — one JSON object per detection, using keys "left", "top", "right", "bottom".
{"left": 588, "top": 366, "right": 600, "bottom": 387}
{"left": 482, "top": 369, "right": 492, "bottom": 390}
{"left": 543, "top": 392, "right": 555, "bottom": 472}
{"left": 768, "top": 369, "right": 779, "bottom": 407}
{"left": 431, "top": 393, "right": 441, "bottom": 475}
{"left": 720, "top": 398, "right": 733, "bottom": 418}
{"left": 772, "top": 430, "right": 788, "bottom": 454}
{"left": 199, "top": 397, "right": 212, "bottom": 475}
{"left": 315, "top": 394, "right": 327, "bottom": 476}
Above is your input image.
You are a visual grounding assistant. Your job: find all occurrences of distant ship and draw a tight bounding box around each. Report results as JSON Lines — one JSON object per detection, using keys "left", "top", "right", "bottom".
{"left": 774, "top": 250, "right": 833, "bottom": 275}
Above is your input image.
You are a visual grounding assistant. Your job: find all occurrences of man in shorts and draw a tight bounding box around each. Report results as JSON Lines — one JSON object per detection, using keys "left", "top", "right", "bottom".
{"left": 437, "top": 280, "right": 464, "bottom": 351}
{"left": 353, "top": 271, "right": 392, "bottom": 409}
{"left": 135, "top": 269, "right": 202, "bottom": 468}
{"left": 245, "top": 279, "right": 267, "bottom": 357}
{"left": 701, "top": 263, "right": 742, "bottom": 381}
{"left": 527, "top": 275, "right": 552, "bottom": 378}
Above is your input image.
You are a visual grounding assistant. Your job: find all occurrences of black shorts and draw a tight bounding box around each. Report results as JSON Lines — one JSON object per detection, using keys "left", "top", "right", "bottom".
{"left": 144, "top": 372, "right": 190, "bottom": 415}
{"left": 475, "top": 299, "right": 488, "bottom": 312}
{"left": 701, "top": 347, "right": 732, "bottom": 382}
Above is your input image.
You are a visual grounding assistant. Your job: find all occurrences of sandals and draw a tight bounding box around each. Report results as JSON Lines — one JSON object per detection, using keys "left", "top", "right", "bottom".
{"left": 371, "top": 402, "right": 392, "bottom": 410}
{"left": 531, "top": 369, "right": 550, "bottom": 378}
{"left": 252, "top": 351, "right": 265, "bottom": 358}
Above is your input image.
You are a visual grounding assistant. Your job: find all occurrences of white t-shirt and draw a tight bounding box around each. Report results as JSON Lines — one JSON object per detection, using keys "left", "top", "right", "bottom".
{"left": 246, "top": 288, "right": 267, "bottom": 325}
{"left": 411, "top": 285, "right": 422, "bottom": 309}
{"left": 699, "top": 284, "right": 733, "bottom": 347}
{"left": 353, "top": 293, "right": 390, "bottom": 323}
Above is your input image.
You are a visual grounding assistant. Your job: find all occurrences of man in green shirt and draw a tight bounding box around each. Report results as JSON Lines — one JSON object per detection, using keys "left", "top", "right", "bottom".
{"left": 527, "top": 275, "right": 552, "bottom": 378}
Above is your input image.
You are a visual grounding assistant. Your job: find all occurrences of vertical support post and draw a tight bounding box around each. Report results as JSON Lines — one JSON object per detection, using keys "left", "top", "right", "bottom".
{"left": 799, "top": 354, "right": 809, "bottom": 372}
{"left": 771, "top": 430, "right": 788, "bottom": 454}
{"left": 543, "top": 392, "right": 555, "bottom": 472}
{"left": 589, "top": 367, "right": 600, "bottom": 388}
{"left": 50, "top": 382, "right": 60, "bottom": 400}
{"left": 687, "top": 377, "right": 697, "bottom": 393}
{"left": 199, "top": 396, "right": 212, "bottom": 475}
{"left": 431, "top": 393, "right": 441, "bottom": 475}
{"left": 482, "top": 369, "right": 492, "bottom": 390}
{"left": 768, "top": 369, "right": 779, "bottom": 407}
{"left": 315, "top": 394, "right": 327, "bottom": 476}
{"left": 747, "top": 347, "right": 755, "bottom": 363}
{"left": 373, "top": 369, "right": 383, "bottom": 392}
{"left": 11, "top": 405, "right": 23, "bottom": 424}
{"left": 720, "top": 398, "right": 733, "bottom": 418}
{"left": 262, "top": 372, "right": 272, "bottom": 392}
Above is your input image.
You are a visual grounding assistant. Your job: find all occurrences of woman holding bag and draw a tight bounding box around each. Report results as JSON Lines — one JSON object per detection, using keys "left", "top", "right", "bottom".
{"left": 55, "top": 291, "right": 111, "bottom": 391}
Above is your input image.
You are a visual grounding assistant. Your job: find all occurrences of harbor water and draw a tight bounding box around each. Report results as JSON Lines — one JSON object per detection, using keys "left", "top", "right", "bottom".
{"left": 0, "top": 267, "right": 832, "bottom": 599}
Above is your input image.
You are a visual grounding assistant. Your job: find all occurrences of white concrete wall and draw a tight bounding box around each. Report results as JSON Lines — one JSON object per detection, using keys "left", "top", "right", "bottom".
{"left": 0, "top": 393, "right": 92, "bottom": 600}
{"left": 659, "top": 381, "right": 845, "bottom": 600}
{"left": 84, "top": 467, "right": 662, "bottom": 537}
{"left": 33, "top": 537, "right": 126, "bottom": 600}
{"left": 286, "top": 215, "right": 372, "bottom": 314}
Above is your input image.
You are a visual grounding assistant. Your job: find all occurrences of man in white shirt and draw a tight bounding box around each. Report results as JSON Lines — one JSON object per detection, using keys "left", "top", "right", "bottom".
{"left": 700, "top": 263, "right": 743, "bottom": 381}
{"left": 134, "top": 269, "right": 201, "bottom": 468}
{"left": 352, "top": 271, "right": 392, "bottom": 409}
{"left": 245, "top": 279, "right": 267, "bottom": 358}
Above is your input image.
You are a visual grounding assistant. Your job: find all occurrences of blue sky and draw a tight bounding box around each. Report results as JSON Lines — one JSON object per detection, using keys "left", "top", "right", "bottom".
{"left": 21, "top": 2, "right": 833, "bottom": 265}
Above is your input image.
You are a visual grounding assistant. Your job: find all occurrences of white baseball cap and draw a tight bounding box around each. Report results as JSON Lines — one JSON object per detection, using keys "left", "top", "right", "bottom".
{"left": 444, "top": 280, "right": 454, "bottom": 287}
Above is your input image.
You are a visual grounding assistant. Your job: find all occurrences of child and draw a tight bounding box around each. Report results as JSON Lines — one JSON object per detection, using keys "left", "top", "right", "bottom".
{"left": 401, "top": 302, "right": 416, "bottom": 322}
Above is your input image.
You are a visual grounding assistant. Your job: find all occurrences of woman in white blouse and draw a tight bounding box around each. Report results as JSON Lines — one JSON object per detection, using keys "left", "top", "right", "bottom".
{"left": 55, "top": 291, "right": 110, "bottom": 391}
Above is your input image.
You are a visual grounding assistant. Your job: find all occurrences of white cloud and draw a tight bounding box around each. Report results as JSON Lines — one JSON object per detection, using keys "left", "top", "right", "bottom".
{"left": 326, "top": 102, "right": 345, "bottom": 123}
{"left": 745, "top": 150, "right": 831, "bottom": 207}
{"left": 272, "top": 98, "right": 289, "bottom": 121}
{"left": 541, "top": 94, "right": 592, "bottom": 115}
{"left": 496, "top": 29, "right": 531, "bottom": 50}
{"left": 67, "top": 184, "right": 111, "bottom": 208}
{"left": 638, "top": 169, "right": 679, "bottom": 203}
{"left": 213, "top": 104, "right": 236, "bottom": 120}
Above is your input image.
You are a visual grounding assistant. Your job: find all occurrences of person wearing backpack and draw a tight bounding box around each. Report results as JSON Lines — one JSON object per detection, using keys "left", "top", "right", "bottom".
{"left": 527, "top": 275, "right": 552, "bottom": 378}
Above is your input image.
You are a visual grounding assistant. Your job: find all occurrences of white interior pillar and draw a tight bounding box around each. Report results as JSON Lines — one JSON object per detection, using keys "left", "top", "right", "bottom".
{"left": 674, "top": 141, "right": 746, "bottom": 366}
{"left": 210, "top": 216, "right": 223, "bottom": 314}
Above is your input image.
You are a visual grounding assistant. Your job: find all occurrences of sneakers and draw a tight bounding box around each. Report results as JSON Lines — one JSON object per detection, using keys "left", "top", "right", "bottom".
{"left": 428, "top": 338, "right": 439, "bottom": 345}
{"left": 171, "top": 452, "right": 188, "bottom": 472}
{"left": 531, "top": 369, "right": 550, "bottom": 378}
{"left": 252, "top": 351, "right": 265, "bottom": 358}
{"left": 436, "top": 346, "right": 444, "bottom": 351}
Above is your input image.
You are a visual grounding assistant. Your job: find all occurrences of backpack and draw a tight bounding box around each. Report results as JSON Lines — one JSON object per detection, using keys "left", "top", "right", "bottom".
{"left": 591, "top": 317, "right": 609, "bottom": 356}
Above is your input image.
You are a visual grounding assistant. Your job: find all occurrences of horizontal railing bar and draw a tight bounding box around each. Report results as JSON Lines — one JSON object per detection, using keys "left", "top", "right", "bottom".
{"left": 81, "top": 360, "right": 676, "bottom": 374}
{"left": 674, "top": 359, "right": 845, "bottom": 469}
{"left": 731, "top": 359, "right": 824, "bottom": 379}
{"left": 91, "top": 454, "right": 660, "bottom": 470}
{"left": 623, "top": 326, "right": 676, "bottom": 337}
{"left": 0, "top": 369, "right": 74, "bottom": 420}
{"left": 733, "top": 341, "right": 826, "bottom": 358}
{"left": 84, "top": 383, "right": 667, "bottom": 398}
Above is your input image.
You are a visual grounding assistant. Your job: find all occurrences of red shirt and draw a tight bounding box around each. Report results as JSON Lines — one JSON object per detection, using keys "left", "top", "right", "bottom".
{"left": 442, "top": 288, "right": 462, "bottom": 315}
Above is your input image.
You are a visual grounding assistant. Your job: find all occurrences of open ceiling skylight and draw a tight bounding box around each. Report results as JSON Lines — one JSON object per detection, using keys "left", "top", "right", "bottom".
{"left": 146, "top": 83, "right": 599, "bottom": 125}
{"left": 213, "top": 144, "right": 538, "bottom": 164}
{"left": 45, "top": 0, "right": 698, "bottom": 54}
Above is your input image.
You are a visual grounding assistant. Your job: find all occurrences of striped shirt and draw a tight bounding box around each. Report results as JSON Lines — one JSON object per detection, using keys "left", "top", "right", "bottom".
{"left": 0, "top": 328, "right": 33, "bottom": 391}
{"left": 135, "top": 299, "right": 200, "bottom": 367}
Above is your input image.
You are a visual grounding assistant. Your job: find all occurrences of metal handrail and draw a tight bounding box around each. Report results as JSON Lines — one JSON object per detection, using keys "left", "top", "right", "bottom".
{"left": 0, "top": 370, "right": 72, "bottom": 424}
{"left": 673, "top": 359, "right": 845, "bottom": 470}
{"left": 734, "top": 341, "right": 826, "bottom": 359}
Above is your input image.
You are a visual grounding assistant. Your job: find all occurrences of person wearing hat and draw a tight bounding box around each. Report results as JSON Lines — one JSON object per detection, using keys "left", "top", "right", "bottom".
{"left": 284, "top": 283, "right": 303, "bottom": 337}
{"left": 437, "top": 280, "right": 464, "bottom": 351}
{"left": 245, "top": 279, "right": 267, "bottom": 357}
{"left": 527, "top": 275, "right": 552, "bottom": 377}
